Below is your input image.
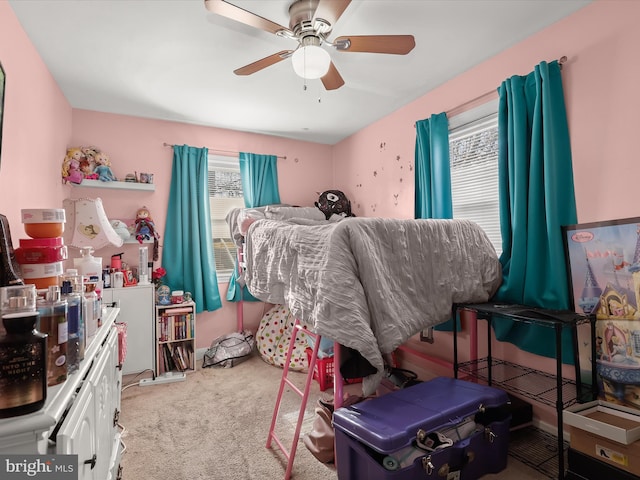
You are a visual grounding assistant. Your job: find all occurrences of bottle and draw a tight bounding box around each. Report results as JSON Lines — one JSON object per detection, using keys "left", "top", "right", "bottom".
{"left": 61, "top": 280, "right": 81, "bottom": 373}
{"left": 84, "top": 282, "right": 99, "bottom": 343}
{"left": 73, "top": 246, "right": 102, "bottom": 281}
{"left": 60, "top": 269, "right": 85, "bottom": 360}
{"left": 37, "top": 285, "right": 68, "bottom": 386}
{"left": 0, "top": 311, "right": 47, "bottom": 418}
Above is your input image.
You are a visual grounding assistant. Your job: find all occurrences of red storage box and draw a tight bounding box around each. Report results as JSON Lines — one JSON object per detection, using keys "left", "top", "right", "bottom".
{"left": 305, "top": 348, "right": 361, "bottom": 391}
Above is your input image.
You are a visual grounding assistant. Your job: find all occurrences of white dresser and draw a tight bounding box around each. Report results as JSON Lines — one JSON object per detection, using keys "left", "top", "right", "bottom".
{"left": 0, "top": 308, "right": 124, "bottom": 480}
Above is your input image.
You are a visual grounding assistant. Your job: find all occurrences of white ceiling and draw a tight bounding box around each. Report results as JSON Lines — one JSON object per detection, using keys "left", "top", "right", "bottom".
{"left": 8, "top": 0, "right": 591, "bottom": 145}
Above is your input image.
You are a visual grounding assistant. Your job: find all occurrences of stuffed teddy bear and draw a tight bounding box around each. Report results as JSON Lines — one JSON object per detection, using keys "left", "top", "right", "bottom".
{"left": 93, "top": 151, "right": 117, "bottom": 181}
{"left": 134, "top": 206, "right": 160, "bottom": 261}
{"left": 61, "top": 147, "right": 86, "bottom": 184}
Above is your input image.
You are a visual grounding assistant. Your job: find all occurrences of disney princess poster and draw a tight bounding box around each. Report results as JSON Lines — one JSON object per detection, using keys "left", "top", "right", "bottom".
{"left": 563, "top": 216, "right": 640, "bottom": 318}
{"left": 563, "top": 217, "right": 640, "bottom": 407}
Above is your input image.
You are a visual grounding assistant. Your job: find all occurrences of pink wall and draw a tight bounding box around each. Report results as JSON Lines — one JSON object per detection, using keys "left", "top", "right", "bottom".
{"left": 69, "top": 110, "right": 333, "bottom": 348}
{"left": 335, "top": 0, "right": 640, "bottom": 225}
{"left": 0, "top": 1, "right": 72, "bottom": 232}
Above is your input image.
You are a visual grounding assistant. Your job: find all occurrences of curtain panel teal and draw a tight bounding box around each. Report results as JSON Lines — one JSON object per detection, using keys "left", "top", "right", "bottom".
{"left": 414, "top": 113, "right": 453, "bottom": 220}
{"left": 226, "top": 152, "right": 281, "bottom": 302}
{"left": 164, "top": 145, "right": 222, "bottom": 313}
{"left": 414, "top": 112, "right": 459, "bottom": 331}
{"left": 493, "top": 60, "right": 578, "bottom": 364}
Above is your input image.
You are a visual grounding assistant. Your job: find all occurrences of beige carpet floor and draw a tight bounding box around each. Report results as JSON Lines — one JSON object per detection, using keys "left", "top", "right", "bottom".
{"left": 119, "top": 353, "right": 550, "bottom": 480}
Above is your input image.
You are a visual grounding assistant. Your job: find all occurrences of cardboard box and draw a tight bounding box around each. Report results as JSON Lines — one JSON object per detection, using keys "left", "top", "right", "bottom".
{"left": 564, "top": 401, "right": 640, "bottom": 444}
{"left": 570, "top": 427, "right": 640, "bottom": 476}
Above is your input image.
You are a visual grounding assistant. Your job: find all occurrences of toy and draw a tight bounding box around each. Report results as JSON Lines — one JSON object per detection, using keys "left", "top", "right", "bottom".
{"left": 93, "top": 152, "right": 117, "bottom": 181}
{"left": 134, "top": 206, "right": 160, "bottom": 261}
{"left": 61, "top": 147, "right": 86, "bottom": 184}
{"left": 79, "top": 158, "right": 98, "bottom": 180}
{"left": 110, "top": 219, "right": 130, "bottom": 242}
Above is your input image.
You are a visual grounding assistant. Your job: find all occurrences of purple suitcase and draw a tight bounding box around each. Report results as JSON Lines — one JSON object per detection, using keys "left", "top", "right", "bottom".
{"left": 332, "top": 377, "right": 511, "bottom": 480}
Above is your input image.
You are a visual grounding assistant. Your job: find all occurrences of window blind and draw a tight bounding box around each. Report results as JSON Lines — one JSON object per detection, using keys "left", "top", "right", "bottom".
{"left": 449, "top": 111, "right": 501, "bottom": 256}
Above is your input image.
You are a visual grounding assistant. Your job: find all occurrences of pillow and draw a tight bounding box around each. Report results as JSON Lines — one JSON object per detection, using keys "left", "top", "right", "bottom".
{"left": 264, "top": 205, "right": 325, "bottom": 221}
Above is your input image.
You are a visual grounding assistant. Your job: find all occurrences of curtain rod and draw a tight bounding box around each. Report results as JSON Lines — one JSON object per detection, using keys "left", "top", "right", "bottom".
{"left": 163, "top": 143, "right": 287, "bottom": 160}
{"left": 421, "top": 55, "right": 568, "bottom": 122}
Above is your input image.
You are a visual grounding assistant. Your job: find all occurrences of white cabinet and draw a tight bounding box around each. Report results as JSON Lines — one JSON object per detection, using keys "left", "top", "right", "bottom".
{"left": 0, "top": 308, "right": 123, "bottom": 480}
{"left": 102, "top": 284, "right": 155, "bottom": 375}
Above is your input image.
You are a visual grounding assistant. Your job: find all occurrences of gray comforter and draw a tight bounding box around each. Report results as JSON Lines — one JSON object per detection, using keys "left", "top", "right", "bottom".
{"left": 243, "top": 216, "right": 502, "bottom": 395}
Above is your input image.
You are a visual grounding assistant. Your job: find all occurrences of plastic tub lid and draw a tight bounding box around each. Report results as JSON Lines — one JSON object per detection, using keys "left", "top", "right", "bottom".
{"left": 21, "top": 208, "right": 66, "bottom": 224}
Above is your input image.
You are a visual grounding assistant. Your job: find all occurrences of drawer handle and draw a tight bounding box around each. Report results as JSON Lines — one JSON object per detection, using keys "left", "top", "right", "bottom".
{"left": 84, "top": 454, "right": 97, "bottom": 469}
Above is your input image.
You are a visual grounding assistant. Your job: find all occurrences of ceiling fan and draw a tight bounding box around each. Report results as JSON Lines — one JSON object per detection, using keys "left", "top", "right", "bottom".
{"left": 204, "top": 0, "right": 416, "bottom": 90}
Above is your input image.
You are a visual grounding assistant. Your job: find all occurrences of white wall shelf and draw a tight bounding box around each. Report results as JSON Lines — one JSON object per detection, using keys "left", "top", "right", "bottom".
{"left": 69, "top": 179, "right": 155, "bottom": 192}
{"left": 123, "top": 237, "right": 153, "bottom": 244}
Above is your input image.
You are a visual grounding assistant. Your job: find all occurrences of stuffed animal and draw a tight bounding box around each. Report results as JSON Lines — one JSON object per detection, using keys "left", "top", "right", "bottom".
{"left": 134, "top": 206, "right": 160, "bottom": 261}
{"left": 93, "top": 152, "right": 117, "bottom": 181}
{"left": 315, "top": 190, "right": 355, "bottom": 220}
{"left": 61, "top": 147, "right": 86, "bottom": 184}
{"left": 110, "top": 219, "right": 130, "bottom": 242}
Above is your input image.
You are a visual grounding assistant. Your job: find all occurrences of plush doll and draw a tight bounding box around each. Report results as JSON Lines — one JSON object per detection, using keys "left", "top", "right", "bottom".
{"left": 80, "top": 158, "right": 99, "bottom": 180}
{"left": 61, "top": 147, "right": 86, "bottom": 184}
{"left": 93, "top": 152, "right": 117, "bottom": 181}
{"left": 134, "top": 206, "right": 160, "bottom": 261}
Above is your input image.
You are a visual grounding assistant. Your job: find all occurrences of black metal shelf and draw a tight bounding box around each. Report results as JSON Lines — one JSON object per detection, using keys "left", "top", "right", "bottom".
{"left": 452, "top": 303, "right": 597, "bottom": 480}
{"left": 458, "top": 358, "right": 581, "bottom": 409}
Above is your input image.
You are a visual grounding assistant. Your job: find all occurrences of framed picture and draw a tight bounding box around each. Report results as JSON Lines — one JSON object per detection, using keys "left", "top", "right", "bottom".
{"left": 562, "top": 216, "right": 640, "bottom": 317}
{"left": 0, "top": 61, "right": 5, "bottom": 167}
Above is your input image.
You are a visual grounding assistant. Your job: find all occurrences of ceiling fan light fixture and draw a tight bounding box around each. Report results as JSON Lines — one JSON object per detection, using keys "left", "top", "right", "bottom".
{"left": 291, "top": 45, "right": 331, "bottom": 80}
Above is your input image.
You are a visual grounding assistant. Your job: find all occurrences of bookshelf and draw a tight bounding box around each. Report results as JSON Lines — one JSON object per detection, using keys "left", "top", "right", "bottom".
{"left": 155, "top": 301, "right": 196, "bottom": 375}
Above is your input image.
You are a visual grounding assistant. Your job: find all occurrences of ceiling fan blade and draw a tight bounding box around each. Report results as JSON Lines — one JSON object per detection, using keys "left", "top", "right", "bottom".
{"left": 234, "top": 51, "right": 293, "bottom": 76}
{"left": 313, "top": 0, "right": 352, "bottom": 27}
{"left": 204, "top": 0, "right": 290, "bottom": 35}
{"left": 321, "top": 62, "right": 345, "bottom": 90}
{"left": 335, "top": 35, "right": 416, "bottom": 55}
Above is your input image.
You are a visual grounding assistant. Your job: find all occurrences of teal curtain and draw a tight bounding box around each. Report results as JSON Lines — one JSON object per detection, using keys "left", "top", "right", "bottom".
{"left": 415, "top": 113, "right": 452, "bottom": 219}
{"left": 164, "top": 145, "right": 222, "bottom": 313}
{"left": 226, "top": 152, "right": 281, "bottom": 302}
{"left": 493, "top": 60, "right": 578, "bottom": 363}
{"left": 414, "top": 112, "right": 458, "bottom": 331}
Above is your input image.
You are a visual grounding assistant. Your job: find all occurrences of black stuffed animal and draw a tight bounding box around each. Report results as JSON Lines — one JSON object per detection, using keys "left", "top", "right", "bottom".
{"left": 315, "top": 190, "right": 355, "bottom": 220}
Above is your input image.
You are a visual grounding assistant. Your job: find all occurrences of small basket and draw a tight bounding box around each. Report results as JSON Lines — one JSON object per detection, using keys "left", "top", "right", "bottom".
{"left": 305, "top": 348, "right": 362, "bottom": 391}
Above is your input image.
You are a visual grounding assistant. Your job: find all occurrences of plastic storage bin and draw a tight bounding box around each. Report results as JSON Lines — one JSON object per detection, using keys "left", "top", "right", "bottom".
{"left": 332, "top": 377, "right": 511, "bottom": 480}
{"left": 305, "top": 348, "right": 362, "bottom": 391}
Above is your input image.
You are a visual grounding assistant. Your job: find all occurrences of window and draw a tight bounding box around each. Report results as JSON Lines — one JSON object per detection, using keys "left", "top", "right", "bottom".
{"left": 208, "top": 155, "right": 244, "bottom": 281}
{"left": 448, "top": 100, "right": 502, "bottom": 256}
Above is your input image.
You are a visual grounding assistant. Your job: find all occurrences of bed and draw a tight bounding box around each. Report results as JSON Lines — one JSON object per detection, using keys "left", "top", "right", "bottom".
{"left": 227, "top": 205, "right": 502, "bottom": 395}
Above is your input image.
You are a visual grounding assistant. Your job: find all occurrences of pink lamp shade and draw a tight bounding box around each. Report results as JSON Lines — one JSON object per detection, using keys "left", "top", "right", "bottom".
{"left": 63, "top": 197, "right": 124, "bottom": 250}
